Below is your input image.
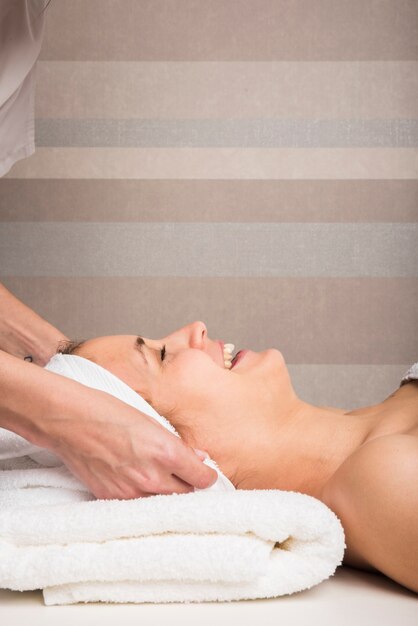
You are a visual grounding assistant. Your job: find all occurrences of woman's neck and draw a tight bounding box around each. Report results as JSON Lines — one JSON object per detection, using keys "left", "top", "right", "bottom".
{"left": 231, "top": 383, "right": 418, "bottom": 497}
{"left": 190, "top": 381, "right": 417, "bottom": 499}
{"left": 230, "top": 398, "right": 380, "bottom": 499}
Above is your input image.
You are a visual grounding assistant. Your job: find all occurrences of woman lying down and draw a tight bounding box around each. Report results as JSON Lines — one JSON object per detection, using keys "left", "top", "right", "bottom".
{"left": 51, "top": 321, "right": 418, "bottom": 594}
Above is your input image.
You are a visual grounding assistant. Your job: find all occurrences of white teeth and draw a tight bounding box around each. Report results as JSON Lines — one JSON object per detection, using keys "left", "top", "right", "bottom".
{"left": 223, "top": 343, "right": 235, "bottom": 369}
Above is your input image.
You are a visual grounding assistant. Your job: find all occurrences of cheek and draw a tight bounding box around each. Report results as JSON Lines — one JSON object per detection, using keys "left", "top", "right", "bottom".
{"left": 173, "top": 356, "right": 213, "bottom": 395}
{"left": 161, "top": 355, "right": 222, "bottom": 411}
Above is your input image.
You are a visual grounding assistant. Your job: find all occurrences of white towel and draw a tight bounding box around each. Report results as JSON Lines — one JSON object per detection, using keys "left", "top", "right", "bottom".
{"left": 0, "top": 353, "right": 346, "bottom": 604}
{"left": 0, "top": 452, "right": 346, "bottom": 605}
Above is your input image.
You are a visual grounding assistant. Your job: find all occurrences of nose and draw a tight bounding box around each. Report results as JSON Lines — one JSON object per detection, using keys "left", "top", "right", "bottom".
{"left": 162, "top": 321, "right": 207, "bottom": 351}
{"left": 188, "top": 321, "right": 208, "bottom": 349}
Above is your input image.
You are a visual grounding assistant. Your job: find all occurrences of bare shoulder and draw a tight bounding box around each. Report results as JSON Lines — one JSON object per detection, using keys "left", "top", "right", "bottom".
{"left": 321, "top": 434, "right": 418, "bottom": 593}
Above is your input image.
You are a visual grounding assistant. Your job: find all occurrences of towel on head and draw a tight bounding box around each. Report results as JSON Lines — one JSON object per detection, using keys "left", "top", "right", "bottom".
{"left": 0, "top": 353, "right": 235, "bottom": 491}
{"left": 0, "top": 353, "right": 346, "bottom": 604}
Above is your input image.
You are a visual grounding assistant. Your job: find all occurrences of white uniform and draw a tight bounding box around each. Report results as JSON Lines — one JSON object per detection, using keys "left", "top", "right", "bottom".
{"left": 0, "top": 0, "right": 46, "bottom": 177}
{"left": 400, "top": 362, "right": 418, "bottom": 386}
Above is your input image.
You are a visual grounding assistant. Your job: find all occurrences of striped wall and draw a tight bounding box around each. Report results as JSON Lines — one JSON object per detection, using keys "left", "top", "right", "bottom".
{"left": 1, "top": 0, "right": 417, "bottom": 409}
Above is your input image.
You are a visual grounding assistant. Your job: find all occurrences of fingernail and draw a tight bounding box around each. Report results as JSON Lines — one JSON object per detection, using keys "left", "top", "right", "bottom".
{"left": 194, "top": 448, "right": 210, "bottom": 460}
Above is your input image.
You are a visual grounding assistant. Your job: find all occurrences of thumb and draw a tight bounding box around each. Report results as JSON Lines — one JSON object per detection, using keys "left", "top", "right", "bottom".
{"left": 193, "top": 448, "right": 210, "bottom": 461}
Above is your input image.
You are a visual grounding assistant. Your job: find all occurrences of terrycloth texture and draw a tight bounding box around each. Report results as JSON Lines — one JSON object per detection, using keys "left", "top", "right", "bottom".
{"left": 0, "top": 352, "right": 346, "bottom": 604}
{"left": 0, "top": 458, "right": 346, "bottom": 604}
{"left": 400, "top": 362, "right": 418, "bottom": 386}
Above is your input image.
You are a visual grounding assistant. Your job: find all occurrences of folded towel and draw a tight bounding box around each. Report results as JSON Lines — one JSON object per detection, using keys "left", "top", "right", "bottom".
{"left": 0, "top": 353, "right": 345, "bottom": 604}
{"left": 0, "top": 453, "right": 346, "bottom": 605}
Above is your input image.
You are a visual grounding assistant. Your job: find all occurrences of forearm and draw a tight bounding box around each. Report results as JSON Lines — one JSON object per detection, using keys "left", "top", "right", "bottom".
{"left": 0, "top": 283, "right": 68, "bottom": 365}
{"left": 0, "top": 350, "right": 79, "bottom": 447}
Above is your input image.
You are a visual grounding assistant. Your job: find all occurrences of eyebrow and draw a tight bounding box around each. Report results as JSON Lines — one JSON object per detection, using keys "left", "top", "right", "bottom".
{"left": 134, "top": 336, "right": 149, "bottom": 365}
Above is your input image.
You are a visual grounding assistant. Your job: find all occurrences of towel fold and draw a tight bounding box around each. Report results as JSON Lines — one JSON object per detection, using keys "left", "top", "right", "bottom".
{"left": 0, "top": 451, "right": 346, "bottom": 605}
{"left": 0, "top": 346, "right": 345, "bottom": 606}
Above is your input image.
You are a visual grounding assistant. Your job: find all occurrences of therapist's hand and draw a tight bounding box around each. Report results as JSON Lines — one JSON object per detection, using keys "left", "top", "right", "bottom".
{"left": 41, "top": 380, "right": 218, "bottom": 499}
{"left": 0, "top": 351, "right": 217, "bottom": 499}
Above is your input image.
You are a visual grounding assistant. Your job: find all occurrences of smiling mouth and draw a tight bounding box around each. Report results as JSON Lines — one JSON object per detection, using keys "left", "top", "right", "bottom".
{"left": 230, "top": 350, "right": 247, "bottom": 368}
{"left": 220, "top": 341, "right": 249, "bottom": 370}
{"left": 230, "top": 352, "right": 240, "bottom": 368}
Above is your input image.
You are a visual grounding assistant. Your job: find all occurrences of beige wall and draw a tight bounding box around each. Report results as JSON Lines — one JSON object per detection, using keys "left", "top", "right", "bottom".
{"left": 1, "top": 0, "right": 417, "bottom": 408}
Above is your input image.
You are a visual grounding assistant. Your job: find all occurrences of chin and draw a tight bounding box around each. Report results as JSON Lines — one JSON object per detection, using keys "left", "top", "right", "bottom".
{"left": 265, "top": 348, "right": 286, "bottom": 365}
{"left": 266, "top": 348, "right": 289, "bottom": 381}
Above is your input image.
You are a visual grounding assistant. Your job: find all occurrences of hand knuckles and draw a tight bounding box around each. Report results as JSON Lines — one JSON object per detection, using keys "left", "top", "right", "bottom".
{"left": 137, "top": 473, "right": 160, "bottom": 493}
{"left": 156, "top": 442, "right": 179, "bottom": 466}
{"left": 94, "top": 483, "right": 133, "bottom": 501}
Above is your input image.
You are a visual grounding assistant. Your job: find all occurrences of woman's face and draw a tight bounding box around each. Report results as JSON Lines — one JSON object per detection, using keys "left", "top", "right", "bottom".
{"left": 74, "top": 321, "right": 299, "bottom": 480}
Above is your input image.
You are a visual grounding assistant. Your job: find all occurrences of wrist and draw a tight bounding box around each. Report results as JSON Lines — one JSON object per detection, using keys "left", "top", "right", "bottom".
{"left": 0, "top": 283, "right": 67, "bottom": 364}
{"left": 0, "top": 352, "right": 85, "bottom": 449}
{"left": 27, "top": 327, "right": 68, "bottom": 365}
{"left": 1, "top": 318, "right": 67, "bottom": 365}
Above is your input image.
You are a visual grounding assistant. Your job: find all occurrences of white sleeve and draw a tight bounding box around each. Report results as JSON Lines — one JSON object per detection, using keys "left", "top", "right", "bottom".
{"left": 400, "top": 363, "right": 418, "bottom": 387}
{"left": 0, "top": 0, "right": 45, "bottom": 177}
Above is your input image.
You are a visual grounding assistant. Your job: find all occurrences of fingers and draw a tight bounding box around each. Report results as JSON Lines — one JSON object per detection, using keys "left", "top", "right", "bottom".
{"left": 55, "top": 424, "right": 219, "bottom": 500}
{"left": 83, "top": 464, "right": 193, "bottom": 500}
{"left": 60, "top": 451, "right": 211, "bottom": 500}
{"left": 193, "top": 448, "right": 210, "bottom": 461}
{"left": 167, "top": 444, "right": 219, "bottom": 490}
{"left": 119, "top": 466, "right": 195, "bottom": 497}
{"left": 112, "top": 446, "right": 217, "bottom": 497}
{"left": 65, "top": 459, "right": 213, "bottom": 500}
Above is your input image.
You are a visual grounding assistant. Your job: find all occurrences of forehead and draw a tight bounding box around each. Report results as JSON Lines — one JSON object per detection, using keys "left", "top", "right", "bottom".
{"left": 81, "top": 334, "right": 137, "bottom": 357}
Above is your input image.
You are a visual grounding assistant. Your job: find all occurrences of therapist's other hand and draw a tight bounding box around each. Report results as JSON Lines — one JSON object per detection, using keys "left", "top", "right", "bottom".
{"left": 42, "top": 384, "right": 218, "bottom": 499}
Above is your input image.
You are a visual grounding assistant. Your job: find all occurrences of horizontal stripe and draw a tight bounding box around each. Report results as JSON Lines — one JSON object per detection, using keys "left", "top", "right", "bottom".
{"left": 1, "top": 223, "right": 416, "bottom": 277}
{"left": 2, "top": 277, "right": 417, "bottom": 365}
{"left": 40, "top": 0, "right": 418, "bottom": 61}
{"left": 1, "top": 179, "right": 417, "bottom": 223}
{"left": 35, "top": 119, "right": 418, "bottom": 148}
{"left": 288, "top": 365, "right": 411, "bottom": 410}
{"left": 5, "top": 148, "right": 418, "bottom": 179}
{"left": 35, "top": 62, "right": 418, "bottom": 119}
